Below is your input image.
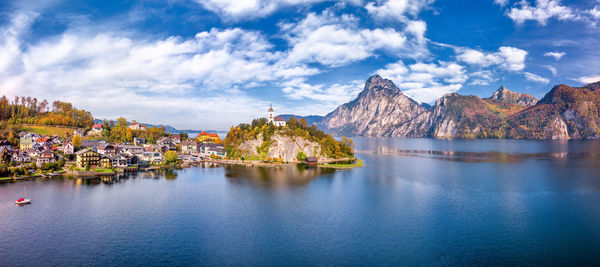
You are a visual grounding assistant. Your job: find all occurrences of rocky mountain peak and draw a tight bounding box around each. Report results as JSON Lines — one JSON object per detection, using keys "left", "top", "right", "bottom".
{"left": 489, "top": 86, "right": 537, "bottom": 106}
{"left": 361, "top": 74, "right": 400, "bottom": 95}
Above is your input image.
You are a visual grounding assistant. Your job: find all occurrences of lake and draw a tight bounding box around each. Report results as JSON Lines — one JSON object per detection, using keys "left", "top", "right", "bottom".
{"left": 2, "top": 138, "right": 600, "bottom": 265}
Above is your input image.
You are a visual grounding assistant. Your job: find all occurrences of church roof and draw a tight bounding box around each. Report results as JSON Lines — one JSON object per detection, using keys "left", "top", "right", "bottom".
{"left": 274, "top": 116, "right": 285, "bottom": 122}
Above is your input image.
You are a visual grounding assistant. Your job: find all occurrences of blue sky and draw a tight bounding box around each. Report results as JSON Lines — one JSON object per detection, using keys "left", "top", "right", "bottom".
{"left": 1, "top": 0, "right": 599, "bottom": 130}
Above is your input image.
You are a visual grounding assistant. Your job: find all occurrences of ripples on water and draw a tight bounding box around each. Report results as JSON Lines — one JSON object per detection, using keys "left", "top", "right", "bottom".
{"left": 1, "top": 138, "right": 600, "bottom": 265}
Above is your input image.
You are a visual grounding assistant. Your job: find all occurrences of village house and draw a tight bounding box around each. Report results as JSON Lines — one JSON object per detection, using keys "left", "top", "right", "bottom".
{"left": 12, "top": 151, "right": 31, "bottom": 163}
{"left": 142, "top": 151, "right": 164, "bottom": 164}
{"left": 73, "top": 129, "right": 86, "bottom": 137}
{"left": 81, "top": 140, "right": 107, "bottom": 152}
{"left": 196, "top": 132, "right": 210, "bottom": 142}
{"left": 63, "top": 141, "right": 74, "bottom": 154}
{"left": 36, "top": 149, "right": 56, "bottom": 167}
{"left": 100, "top": 156, "right": 112, "bottom": 168}
{"left": 75, "top": 149, "right": 100, "bottom": 169}
{"left": 128, "top": 120, "right": 146, "bottom": 131}
{"left": 19, "top": 136, "right": 34, "bottom": 150}
{"left": 97, "top": 144, "right": 117, "bottom": 158}
{"left": 196, "top": 131, "right": 221, "bottom": 143}
{"left": 51, "top": 136, "right": 63, "bottom": 145}
{"left": 111, "top": 154, "right": 131, "bottom": 168}
{"left": 91, "top": 123, "right": 103, "bottom": 135}
{"left": 171, "top": 134, "right": 181, "bottom": 144}
{"left": 133, "top": 137, "right": 145, "bottom": 146}
{"left": 267, "top": 105, "right": 286, "bottom": 127}
{"left": 120, "top": 144, "right": 144, "bottom": 155}
{"left": 181, "top": 140, "right": 197, "bottom": 155}
{"left": 198, "top": 143, "right": 226, "bottom": 157}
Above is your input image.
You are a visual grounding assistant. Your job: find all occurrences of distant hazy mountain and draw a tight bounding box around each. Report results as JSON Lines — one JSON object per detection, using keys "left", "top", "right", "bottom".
{"left": 92, "top": 119, "right": 224, "bottom": 134}
{"left": 277, "top": 114, "right": 324, "bottom": 126}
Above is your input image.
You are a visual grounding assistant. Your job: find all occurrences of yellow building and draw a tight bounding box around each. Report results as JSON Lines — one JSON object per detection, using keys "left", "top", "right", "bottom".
{"left": 196, "top": 131, "right": 211, "bottom": 142}
{"left": 100, "top": 157, "right": 112, "bottom": 168}
{"left": 75, "top": 149, "right": 100, "bottom": 169}
{"left": 19, "top": 137, "right": 33, "bottom": 150}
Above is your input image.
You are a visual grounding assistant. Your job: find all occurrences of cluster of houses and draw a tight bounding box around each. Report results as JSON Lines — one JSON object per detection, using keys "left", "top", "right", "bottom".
{"left": 1, "top": 127, "right": 226, "bottom": 172}
{"left": 74, "top": 133, "right": 226, "bottom": 169}
{"left": 0, "top": 132, "right": 70, "bottom": 167}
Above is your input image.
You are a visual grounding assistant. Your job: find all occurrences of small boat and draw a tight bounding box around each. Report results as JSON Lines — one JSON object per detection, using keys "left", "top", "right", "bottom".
{"left": 16, "top": 198, "right": 31, "bottom": 205}
{"left": 16, "top": 186, "right": 31, "bottom": 205}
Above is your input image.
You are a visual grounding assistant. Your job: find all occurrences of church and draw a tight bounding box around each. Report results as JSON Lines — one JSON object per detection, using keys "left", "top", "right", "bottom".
{"left": 267, "top": 105, "right": 286, "bottom": 127}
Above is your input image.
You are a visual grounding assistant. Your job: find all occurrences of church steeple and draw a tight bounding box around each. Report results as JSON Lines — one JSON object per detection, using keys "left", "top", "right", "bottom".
{"left": 268, "top": 104, "right": 274, "bottom": 123}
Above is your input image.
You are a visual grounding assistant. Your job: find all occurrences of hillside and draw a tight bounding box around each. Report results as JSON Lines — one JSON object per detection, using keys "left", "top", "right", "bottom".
{"left": 225, "top": 117, "right": 354, "bottom": 162}
{"left": 505, "top": 82, "right": 600, "bottom": 139}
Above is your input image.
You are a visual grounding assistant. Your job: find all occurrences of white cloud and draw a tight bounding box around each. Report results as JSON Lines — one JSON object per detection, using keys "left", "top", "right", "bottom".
{"left": 506, "top": 0, "right": 576, "bottom": 25}
{"left": 494, "top": 0, "right": 510, "bottom": 7}
{"left": 456, "top": 46, "right": 528, "bottom": 71}
{"left": 524, "top": 72, "right": 550, "bottom": 83}
{"left": 588, "top": 6, "right": 600, "bottom": 19}
{"left": 576, "top": 75, "right": 600, "bottom": 84}
{"left": 543, "top": 51, "right": 566, "bottom": 60}
{"left": 543, "top": 65, "right": 558, "bottom": 76}
{"left": 196, "top": 0, "right": 325, "bottom": 21}
{"left": 281, "top": 10, "right": 425, "bottom": 67}
{"left": 0, "top": 13, "right": 325, "bottom": 129}
{"left": 376, "top": 61, "right": 467, "bottom": 103}
{"left": 469, "top": 70, "right": 497, "bottom": 85}
{"left": 281, "top": 78, "right": 363, "bottom": 107}
{"left": 365, "top": 0, "right": 434, "bottom": 22}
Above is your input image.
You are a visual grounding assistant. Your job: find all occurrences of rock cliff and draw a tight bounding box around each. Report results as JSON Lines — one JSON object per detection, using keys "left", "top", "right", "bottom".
{"left": 238, "top": 133, "right": 321, "bottom": 162}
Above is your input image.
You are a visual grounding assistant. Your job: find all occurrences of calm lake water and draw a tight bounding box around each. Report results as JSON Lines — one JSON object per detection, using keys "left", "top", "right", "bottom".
{"left": 2, "top": 138, "right": 600, "bottom": 265}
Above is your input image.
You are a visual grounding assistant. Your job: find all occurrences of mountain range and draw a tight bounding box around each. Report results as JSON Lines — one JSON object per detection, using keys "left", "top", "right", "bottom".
{"left": 301, "top": 75, "right": 599, "bottom": 140}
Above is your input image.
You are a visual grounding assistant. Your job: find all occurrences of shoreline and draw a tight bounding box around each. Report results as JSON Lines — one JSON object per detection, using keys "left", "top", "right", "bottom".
{"left": 1, "top": 158, "right": 361, "bottom": 182}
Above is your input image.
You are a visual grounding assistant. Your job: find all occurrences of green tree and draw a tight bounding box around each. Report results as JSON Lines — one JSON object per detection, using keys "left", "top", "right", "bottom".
{"left": 296, "top": 151, "right": 307, "bottom": 161}
{"left": 164, "top": 151, "right": 178, "bottom": 163}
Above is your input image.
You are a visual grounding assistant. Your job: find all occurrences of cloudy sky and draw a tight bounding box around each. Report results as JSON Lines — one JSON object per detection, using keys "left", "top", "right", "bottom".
{"left": 1, "top": 0, "right": 599, "bottom": 130}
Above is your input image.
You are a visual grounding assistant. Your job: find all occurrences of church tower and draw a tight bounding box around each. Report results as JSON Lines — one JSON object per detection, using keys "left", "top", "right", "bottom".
{"left": 268, "top": 104, "right": 274, "bottom": 123}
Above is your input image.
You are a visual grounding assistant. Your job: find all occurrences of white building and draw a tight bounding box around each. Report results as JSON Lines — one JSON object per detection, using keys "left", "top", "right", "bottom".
{"left": 267, "top": 105, "right": 286, "bottom": 127}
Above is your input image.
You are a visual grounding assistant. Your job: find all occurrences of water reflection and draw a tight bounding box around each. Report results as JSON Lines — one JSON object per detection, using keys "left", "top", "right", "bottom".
{"left": 359, "top": 146, "right": 600, "bottom": 163}
{"left": 224, "top": 165, "right": 337, "bottom": 189}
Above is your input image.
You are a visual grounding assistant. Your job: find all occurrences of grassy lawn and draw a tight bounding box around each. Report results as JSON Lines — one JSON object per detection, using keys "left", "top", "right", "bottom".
{"left": 319, "top": 159, "right": 363, "bottom": 168}
{"left": 91, "top": 168, "right": 114, "bottom": 173}
{"left": 244, "top": 155, "right": 263, "bottom": 161}
{"left": 22, "top": 124, "right": 80, "bottom": 138}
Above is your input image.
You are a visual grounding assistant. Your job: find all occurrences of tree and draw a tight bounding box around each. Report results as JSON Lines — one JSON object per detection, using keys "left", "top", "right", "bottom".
{"left": 72, "top": 135, "right": 82, "bottom": 148}
{"left": 116, "top": 117, "right": 128, "bottom": 128}
{"left": 296, "top": 151, "right": 307, "bottom": 161}
{"left": 164, "top": 151, "right": 178, "bottom": 163}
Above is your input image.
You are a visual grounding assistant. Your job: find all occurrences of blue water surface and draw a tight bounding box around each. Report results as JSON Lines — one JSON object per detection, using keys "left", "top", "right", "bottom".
{"left": 2, "top": 138, "right": 600, "bottom": 265}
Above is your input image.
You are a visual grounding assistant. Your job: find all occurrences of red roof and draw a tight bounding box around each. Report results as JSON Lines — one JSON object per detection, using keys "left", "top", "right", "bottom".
{"left": 92, "top": 123, "right": 103, "bottom": 129}
{"left": 199, "top": 131, "right": 209, "bottom": 136}
{"left": 274, "top": 116, "right": 285, "bottom": 122}
{"left": 36, "top": 137, "right": 50, "bottom": 142}
{"left": 208, "top": 133, "right": 219, "bottom": 137}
